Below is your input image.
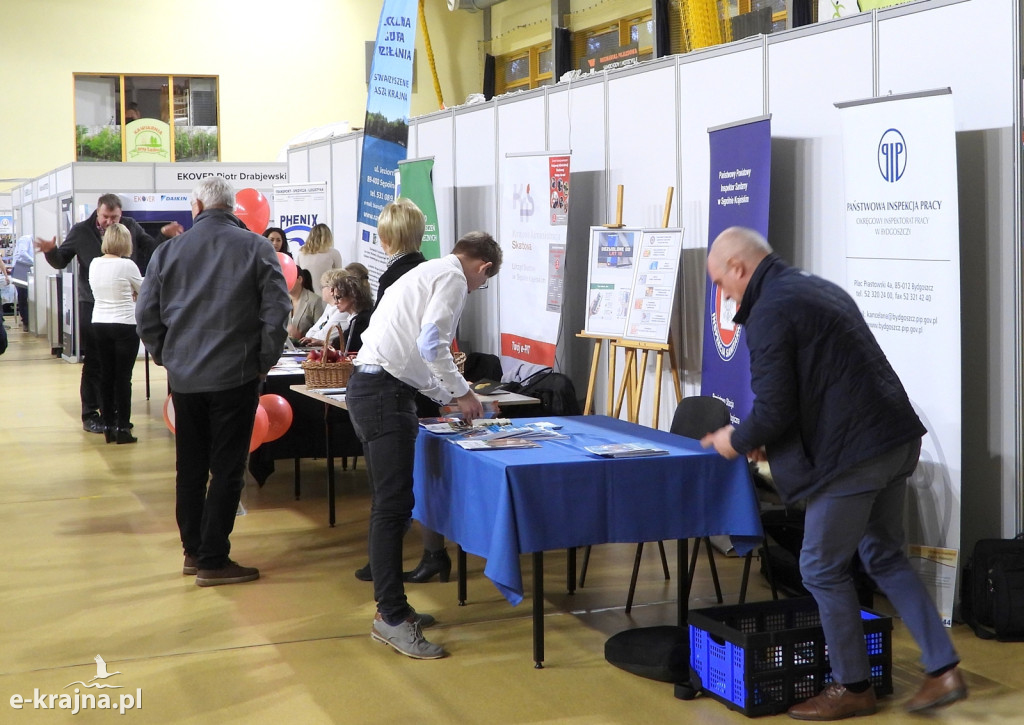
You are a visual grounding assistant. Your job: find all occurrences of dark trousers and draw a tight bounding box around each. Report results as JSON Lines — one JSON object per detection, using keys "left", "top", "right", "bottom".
{"left": 346, "top": 369, "right": 419, "bottom": 624}
{"left": 93, "top": 322, "right": 139, "bottom": 428}
{"left": 172, "top": 379, "right": 260, "bottom": 570}
{"left": 801, "top": 439, "right": 958, "bottom": 683}
{"left": 16, "top": 285, "right": 28, "bottom": 328}
{"left": 79, "top": 301, "right": 102, "bottom": 420}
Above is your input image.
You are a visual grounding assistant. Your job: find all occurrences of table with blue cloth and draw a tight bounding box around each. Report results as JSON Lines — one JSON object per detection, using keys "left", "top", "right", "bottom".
{"left": 412, "top": 414, "right": 764, "bottom": 667}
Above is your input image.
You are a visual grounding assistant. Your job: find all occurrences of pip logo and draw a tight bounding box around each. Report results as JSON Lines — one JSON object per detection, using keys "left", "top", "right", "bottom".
{"left": 877, "top": 128, "right": 907, "bottom": 183}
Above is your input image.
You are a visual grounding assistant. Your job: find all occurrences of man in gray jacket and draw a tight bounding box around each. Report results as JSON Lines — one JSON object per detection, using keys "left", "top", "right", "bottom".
{"left": 137, "top": 176, "right": 290, "bottom": 586}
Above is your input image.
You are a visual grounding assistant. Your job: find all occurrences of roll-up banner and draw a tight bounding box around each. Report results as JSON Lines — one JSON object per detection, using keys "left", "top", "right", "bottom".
{"left": 272, "top": 182, "right": 329, "bottom": 256}
{"left": 356, "top": 0, "right": 418, "bottom": 288}
{"left": 699, "top": 116, "right": 772, "bottom": 425}
{"left": 396, "top": 158, "right": 441, "bottom": 260}
{"left": 837, "top": 89, "right": 962, "bottom": 556}
{"left": 498, "top": 152, "right": 571, "bottom": 366}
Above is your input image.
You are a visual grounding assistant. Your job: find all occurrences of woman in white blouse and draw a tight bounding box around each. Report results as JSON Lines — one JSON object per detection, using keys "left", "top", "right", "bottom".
{"left": 295, "top": 223, "right": 342, "bottom": 291}
{"left": 88, "top": 223, "right": 143, "bottom": 444}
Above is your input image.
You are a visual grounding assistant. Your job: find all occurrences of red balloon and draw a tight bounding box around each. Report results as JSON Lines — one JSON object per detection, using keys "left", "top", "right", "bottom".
{"left": 163, "top": 394, "right": 176, "bottom": 434}
{"left": 259, "top": 393, "right": 293, "bottom": 442}
{"left": 235, "top": 187, "right": 271, "bottom": 233}
{"left": 249, "top": 404, "right": 270, "bottom": 452}
{"left": 278, "top": 251, "right": 298, "bottom": 290}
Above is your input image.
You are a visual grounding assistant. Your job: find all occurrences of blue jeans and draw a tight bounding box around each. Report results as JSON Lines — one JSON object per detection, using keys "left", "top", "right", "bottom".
{"left": 801, "top": 438, "right": 959, "bottom": 683}
{"left": 172, "top": 379, "right": 260, "bottom": 570}
{"left": 345, "top": 368, "right": 419, "bottom": 624}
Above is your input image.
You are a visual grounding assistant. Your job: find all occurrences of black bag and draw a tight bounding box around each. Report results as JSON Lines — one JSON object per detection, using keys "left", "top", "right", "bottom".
{"left": 504, "top": 368, "right": 582, "bottom": 418}
{"left": 961, "top": 534, "right": 1024, "bottom": 641}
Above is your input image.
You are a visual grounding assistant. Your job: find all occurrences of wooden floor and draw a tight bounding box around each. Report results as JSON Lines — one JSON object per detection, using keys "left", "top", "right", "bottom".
{"left": 2, "top": 326, "right": 1022, "bottom": 724}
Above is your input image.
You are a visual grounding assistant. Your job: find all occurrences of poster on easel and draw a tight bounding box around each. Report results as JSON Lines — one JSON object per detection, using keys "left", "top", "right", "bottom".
{"left": 621, "top": 228, "right": 684, "bottom": 344}
{"left": 584, "top": 227, "right": 641, "bottom": 338}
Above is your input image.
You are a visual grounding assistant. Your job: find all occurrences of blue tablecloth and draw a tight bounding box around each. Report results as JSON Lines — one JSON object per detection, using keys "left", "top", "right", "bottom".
{"left": 412, "top": 415, "right": 764, "bottom": 605}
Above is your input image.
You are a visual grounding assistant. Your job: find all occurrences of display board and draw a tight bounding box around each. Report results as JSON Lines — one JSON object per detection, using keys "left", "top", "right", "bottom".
{"left": 621, "top": 228, "right": 684, "bottom": 344}
{"left": 584, "top": 227, "right": 641, "bottom": 338}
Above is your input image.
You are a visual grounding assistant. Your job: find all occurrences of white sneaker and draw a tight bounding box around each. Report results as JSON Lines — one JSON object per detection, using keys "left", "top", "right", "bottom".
{"left": 371, "top": 613, "right": 446, "bottom": 659}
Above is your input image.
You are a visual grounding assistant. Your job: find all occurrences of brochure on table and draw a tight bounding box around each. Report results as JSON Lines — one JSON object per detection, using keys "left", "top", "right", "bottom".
{"left": 583, "top": 227, "right": 683, "bottom": 344}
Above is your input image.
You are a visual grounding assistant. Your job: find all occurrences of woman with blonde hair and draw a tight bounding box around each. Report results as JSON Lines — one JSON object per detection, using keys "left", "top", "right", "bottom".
{"left": 88, "top": 222, "right": 144, "bottom": 443}
{"left": 296, "top": 223, "right": 342, "bottom": 295}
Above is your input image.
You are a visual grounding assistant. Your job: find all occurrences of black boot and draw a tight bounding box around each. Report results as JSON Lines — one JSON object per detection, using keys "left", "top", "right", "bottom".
{"left": 403, "top": 548, "right": 452, "bottom": 583}
{"left": 104, "top": 426, "right": 117, "bottom": 444}
{"left": 116, "top": 427, "right": 138, "bottom": 444}
{"left": 354, "top": 563, "right": 372, "bottom": 582}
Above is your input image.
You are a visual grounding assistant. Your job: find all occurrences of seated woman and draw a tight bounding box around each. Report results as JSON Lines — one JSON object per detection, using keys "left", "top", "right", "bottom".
{"left": 286, "top": 268, "right": 325, "bottom": 343}
{"left": 329, "top": 268, "right": 373, "bottom": 354}
{"left": 264, "top": 227, "right": 292, "bottom": 258}
{"left": 298, "top": 268, "right": 350, "bottom": 346}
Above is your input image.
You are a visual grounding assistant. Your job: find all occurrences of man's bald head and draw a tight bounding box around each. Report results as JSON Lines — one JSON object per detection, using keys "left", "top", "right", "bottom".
{"left": 706, "top": 227, "right": 773, "bottom": 303}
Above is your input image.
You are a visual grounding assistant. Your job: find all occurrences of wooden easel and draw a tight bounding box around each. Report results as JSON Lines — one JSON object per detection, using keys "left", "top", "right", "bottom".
{"left": 580, "top": 187, "right": 682, "bottom": 426}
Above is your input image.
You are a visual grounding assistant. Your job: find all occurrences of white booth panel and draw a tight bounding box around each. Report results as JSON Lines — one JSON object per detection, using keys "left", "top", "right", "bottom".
{"left": 308, "top": 143, "right": 332, "bottom": 203}
{"left": 678, "top": 43, "right": 766, "bottom": 251}
{"left": 547, "top": 79, "right": 606, "bottom": 174}
{"left": 878, "top": 0, "right": 1015, "bottom": 131}
{"left": 330, "top": 135, "right": 361, "bottom": 264}
{"left": 453, "top": 105, "right": 498, "bottom": 355}
{"left": 288, "top": 148, "right": 310, "bottom": 183}
{"left": 767, "top": 20, "right": 874, "bottom": 283}
{"left": 73, "top": 163, "right": 154, "bottom": 193}
{"left": 496, "top": 94, "right": 547, "bottom": 158}
{"left": 607, "top": 65, "right": 678, "bottom": 229}
{"left": 56, "top": 165, "right": 73, "bottom": 195}
{"left": 414, "top": 114, "right": 456, "bottom": 255}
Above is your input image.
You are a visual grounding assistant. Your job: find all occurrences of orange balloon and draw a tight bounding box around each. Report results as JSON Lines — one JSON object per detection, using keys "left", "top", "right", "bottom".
{"left": 235, "top": 187, "right": 271, "bottom": 233}
{"left": 249, "top": 404, "right": 270, "bottom": 452}
{"left": 163, "top": 394, "right": 176, "bottom": 434}
{"left": 278, "top": 252, "right": 298, "bottom": 290}
{"left": 259, "top": 393, "right": 293, "bottom": 442}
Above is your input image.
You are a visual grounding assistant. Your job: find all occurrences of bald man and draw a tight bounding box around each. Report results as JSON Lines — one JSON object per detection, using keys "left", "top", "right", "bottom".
{"left": 701, "top": 227, "right": 965, "bottom": 720}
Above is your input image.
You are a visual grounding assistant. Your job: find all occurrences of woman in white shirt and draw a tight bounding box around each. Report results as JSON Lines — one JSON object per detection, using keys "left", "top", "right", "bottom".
{"left": 295, "top": 223, "right": 342, "bottom": 292}
{"left": 297, "top": 268, "right": 350, "bottom": 346}
{"left": 88, "top": 223, "right": 143, "bottom": 444}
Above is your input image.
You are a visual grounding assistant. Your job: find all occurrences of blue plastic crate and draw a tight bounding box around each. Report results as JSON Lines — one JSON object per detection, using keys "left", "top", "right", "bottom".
{"left": 689, "top": 597, "right": 892, "bottom": 717}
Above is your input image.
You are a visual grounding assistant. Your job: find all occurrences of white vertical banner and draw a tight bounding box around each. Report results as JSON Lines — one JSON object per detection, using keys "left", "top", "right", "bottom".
{"left": 272, "top": 182, "right": 329, "bottom": 255}
{"left": 837, "top": 89, "right": 962, "bottom": 555}
{"left": 498, "top": 152, "right": 570, "bottom": 367}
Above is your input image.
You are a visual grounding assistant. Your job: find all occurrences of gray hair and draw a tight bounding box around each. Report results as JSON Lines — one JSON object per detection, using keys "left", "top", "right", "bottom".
{"left": 189, "top": 176, "right": 235, "bottom": 209}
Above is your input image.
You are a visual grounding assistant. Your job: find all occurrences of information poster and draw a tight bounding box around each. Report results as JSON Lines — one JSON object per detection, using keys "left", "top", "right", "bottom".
{"left": 622, "top": 228, "right": 684, "bottom": 344}
{"left": 498, "top": 152, "right": 571, "bottom": 366}
{"left": 838, "top": 89, "right": 962, "bottom": 553}
{"left": 699, "top": 116, "right": 772, "bottom": 424}
{"left": 548, "top": 156, "right": 570, "bottom": 225}
{"left": 584, "top": 227, "right": 640, "bottom": 338}
{"left": 273, "top": 182, "right": 329, "bottom": 255}
{"left": 356, "top": 0, "right": 418, "bottom": 285}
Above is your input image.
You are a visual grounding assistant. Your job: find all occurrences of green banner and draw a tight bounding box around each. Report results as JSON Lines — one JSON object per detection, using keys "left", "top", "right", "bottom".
{"left": 398, "top": 158, "right": 440, "bottom": 260}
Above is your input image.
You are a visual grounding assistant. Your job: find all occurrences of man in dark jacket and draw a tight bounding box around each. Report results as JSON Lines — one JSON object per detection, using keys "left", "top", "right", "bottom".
{"left": 137, "top": 177, "right": 289, "bottom": 587}
{"left": 701, "top": 227, "right": 965, "bottom": 720}
{"left": 35, "top": 194, "right": 181, "bottom": 432}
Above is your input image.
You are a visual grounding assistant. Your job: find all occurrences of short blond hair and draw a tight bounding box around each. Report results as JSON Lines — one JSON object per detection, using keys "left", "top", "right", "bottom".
{"left": 101, "top": 222, "right": 132, "bottom": 257}
{"left": 377, "top": 198, "right": 425, "bottom": 255}
{"left": 320, "top": 268, "right": 348, "bottom": 289}
{"left": 303, "top": 223, "right": 334, "bottom": 254}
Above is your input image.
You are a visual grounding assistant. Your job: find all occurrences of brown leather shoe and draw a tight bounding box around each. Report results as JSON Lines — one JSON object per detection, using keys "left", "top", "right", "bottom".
{"left": 788, "top": 684, "right": 877, "bottom": 720}
{"left": 904, "top": 666, "right": 967, "bottom": 714}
